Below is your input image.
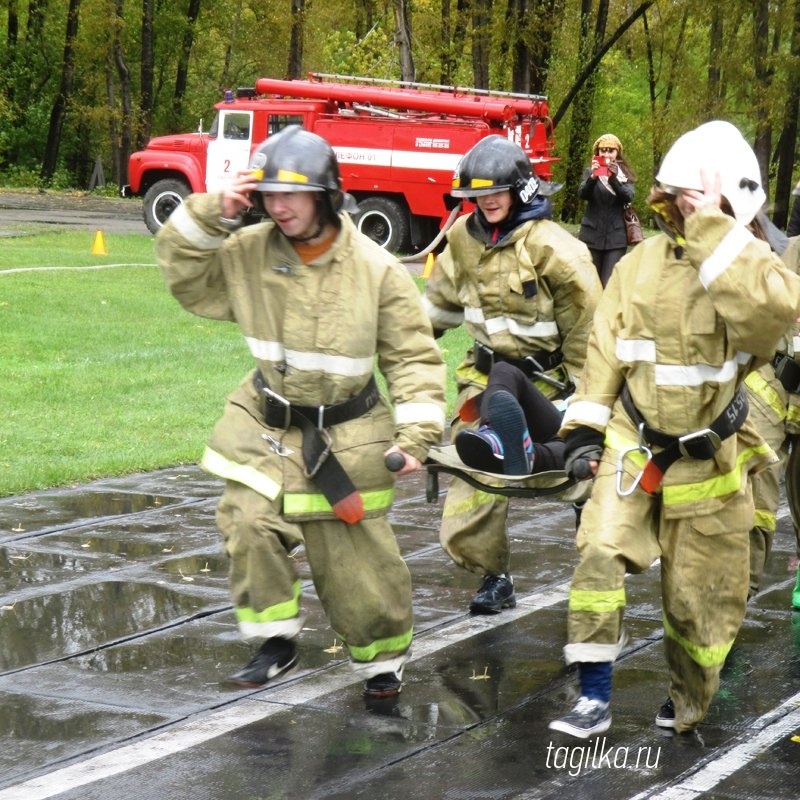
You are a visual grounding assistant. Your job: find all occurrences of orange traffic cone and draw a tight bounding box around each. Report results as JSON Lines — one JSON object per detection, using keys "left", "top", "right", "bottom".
{"left": 92, "top": 230, "right": 108, "bottom": 256}
{"left": 422, "top": 252, "right": 435, "bottom": 278}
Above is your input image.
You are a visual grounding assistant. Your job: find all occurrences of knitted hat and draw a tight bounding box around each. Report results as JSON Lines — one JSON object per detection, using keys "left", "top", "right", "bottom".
{"left": 593, "top": 133, "right": 623, "bottom": 155}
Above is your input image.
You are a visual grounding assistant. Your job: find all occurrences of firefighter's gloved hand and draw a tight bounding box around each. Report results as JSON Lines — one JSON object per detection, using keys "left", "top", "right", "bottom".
{"left": 563, "top": 426, "right": 604, "bottom": 480}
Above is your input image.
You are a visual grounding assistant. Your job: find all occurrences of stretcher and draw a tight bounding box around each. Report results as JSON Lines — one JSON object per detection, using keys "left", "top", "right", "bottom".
{"left": 423, "top": 445, "right": 593, "bottom": 505}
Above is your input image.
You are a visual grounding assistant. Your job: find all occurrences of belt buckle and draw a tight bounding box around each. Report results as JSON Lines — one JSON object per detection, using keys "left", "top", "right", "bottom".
{"left": 260, "top": 384, "right": 291, "bottom": 429}
{"left": 524, "top": 355, "right": 544, "bottom": 373}
{"left": 678, "top": 428, "right": 721, "bottom": 459}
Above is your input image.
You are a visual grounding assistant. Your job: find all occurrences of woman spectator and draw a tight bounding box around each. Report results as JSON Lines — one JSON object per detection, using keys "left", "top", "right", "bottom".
{"left": 577, "top": 133, "right": 637, "bottom": 287}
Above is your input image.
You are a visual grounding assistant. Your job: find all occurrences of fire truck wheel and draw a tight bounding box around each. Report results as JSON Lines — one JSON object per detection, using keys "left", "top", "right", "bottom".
{"left": 353, "top": 197, "right": 411, "bottom": 253}
{"left": 143, "top": 179, "right": 190, "bottom": 235}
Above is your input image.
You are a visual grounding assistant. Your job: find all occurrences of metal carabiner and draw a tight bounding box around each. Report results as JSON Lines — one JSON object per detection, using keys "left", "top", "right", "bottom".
{"left": 615, "top": 423, "right": 653, "bottom": 497}
{"left": 261, "top": 433, "right": 294, "bottom": 457}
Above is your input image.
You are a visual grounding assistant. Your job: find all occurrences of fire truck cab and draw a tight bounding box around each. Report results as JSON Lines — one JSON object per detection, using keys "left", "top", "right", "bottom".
{"left": 123, "top": 74, "right": 556, "bottom": 253}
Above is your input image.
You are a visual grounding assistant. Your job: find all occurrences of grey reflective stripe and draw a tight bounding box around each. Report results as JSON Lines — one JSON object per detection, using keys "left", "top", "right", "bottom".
{"left": 170, "top": 204, "right": 227, "bottom": 250}
{"left": 422, "top": 295, "right": 465, "bottom": 328}
{"left": 394, "top": 401, "right": 446, "bottom": 427}
{"left": 698, "top": 225, "right": 753, "bottom": 288}
{"left": 245, "top": 337, "right": 374, "bottom": 377}
{"left": 465, "top": 306, "right": 559, "bottom": 338}
{"left": 561, "top": 399, "right": 611, "bottom": 428}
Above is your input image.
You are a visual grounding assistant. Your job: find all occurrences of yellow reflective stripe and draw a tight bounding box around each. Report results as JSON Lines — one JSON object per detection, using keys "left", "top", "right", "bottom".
{"left": 276, "top": 168, "right": 309, "bottom": 183}
{"left": 455, "top": 364, "right": 490, "bottom": 386}
{"left": 605, "top": 430, "right": 771, "bottom": 506}
{"left": 605, "top": 428, "right": 648, "bottom": 468}
{"left": 568, "top": 588, "right": 626, "bottom": 613}
{"left": 201, "top": 447, "right": 281, "bottom": 500}
{"left": 442, "top": 488, "right": 498, "bottom": 517}
{"left": 663, "top": 444, "right": 771, "bottom": 506}
{"left": 283, "top": 487, "right": 394, "bottom": 516}
{"left": 340, "top": 627, "right": 414, "bottom": 662}
{"left": 753, "top": 509, "right": 777, "bottom": 531}
{"left": 663, "top": 614, "right": 734, "bottom": 668}
{"left": 788, "top": 405, "right": 800, "bottom": 425}
{"left": 470, "top": 178, "right": 494, "bottom": 189}
{"left": 235, "top": 580, "right": 302, "bottom": 623}
{"left": 745, "top": 371, "right": 786, "bottom": 420}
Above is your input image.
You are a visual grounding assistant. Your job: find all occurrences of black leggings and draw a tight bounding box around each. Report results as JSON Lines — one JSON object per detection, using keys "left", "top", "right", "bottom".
{"left": 480, "top": 362, "right": 566, "bottom": 472}
{"left": 589, "top": 246, "right": 627, "bottom": 288}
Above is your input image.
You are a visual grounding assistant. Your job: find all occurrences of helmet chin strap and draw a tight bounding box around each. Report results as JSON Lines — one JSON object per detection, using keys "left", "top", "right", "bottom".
{"left": 287, "top": 194, "right": 338, "bottom": 243}
{"left": 288, "top": 219, "right": 324, "bottom": 243}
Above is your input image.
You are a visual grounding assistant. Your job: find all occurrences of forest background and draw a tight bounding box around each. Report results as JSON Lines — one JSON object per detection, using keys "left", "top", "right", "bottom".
{"left": 2, "top": 0, "right": 800, "bottom": 228}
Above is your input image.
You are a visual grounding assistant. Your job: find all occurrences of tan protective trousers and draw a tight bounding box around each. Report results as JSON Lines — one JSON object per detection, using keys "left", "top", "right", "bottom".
{"left": 215, "top": 480, "right": 414, "bottom": 664}
{"left": 565, "top": 460, "right": 751, "bottom": 733}
{"left": 439, "top": 384, "right": 512, "bottom": 577}
{"left": 747, "top": 373, "right": 798, "bottom": 596}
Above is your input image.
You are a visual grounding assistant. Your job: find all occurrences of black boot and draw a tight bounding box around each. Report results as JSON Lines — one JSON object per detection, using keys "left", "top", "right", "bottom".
{"left": 227, "top": 637, "right": 297, "bottom": 688}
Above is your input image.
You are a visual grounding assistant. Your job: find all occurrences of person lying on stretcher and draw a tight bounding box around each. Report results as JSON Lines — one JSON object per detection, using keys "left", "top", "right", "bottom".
{"left": 455, "top": 361, "right": 568, "bottom": 477}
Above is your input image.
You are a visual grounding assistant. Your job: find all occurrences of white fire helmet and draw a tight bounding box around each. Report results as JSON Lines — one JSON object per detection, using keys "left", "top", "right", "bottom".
{"left": 655, "top": 120, "right": 766, "bottom": 225}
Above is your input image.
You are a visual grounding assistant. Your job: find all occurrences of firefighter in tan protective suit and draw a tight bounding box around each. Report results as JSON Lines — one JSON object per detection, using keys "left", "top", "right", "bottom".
{"left": 155, "top": 126, "right": 446, "bottom": 699}
{"left": 423, "top": 136, "right": 601, "bottom": 614}
{"left": 745, "top": 227, "right": 800, "bottom": 606}
{"left": 547, "top": 121, "right": 800, "bottom": 740}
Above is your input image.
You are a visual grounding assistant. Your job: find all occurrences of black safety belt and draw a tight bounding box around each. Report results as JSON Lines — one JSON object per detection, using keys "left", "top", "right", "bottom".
{"left": 254, "top": 371, "right": 380, "bottom": 523}
{"left": 620, "top": 384, "right": 749, "bottom": 494}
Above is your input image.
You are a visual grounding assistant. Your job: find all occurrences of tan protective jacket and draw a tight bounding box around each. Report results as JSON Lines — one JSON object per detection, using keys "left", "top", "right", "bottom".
{"left": 423, "top": 215, "right": 601, "bottom": 389}
{"left": 561, "top": 205, "right": 800, "bottom": 518}
{"left": 156, "top": 193, "right": 446, "bottom": 519}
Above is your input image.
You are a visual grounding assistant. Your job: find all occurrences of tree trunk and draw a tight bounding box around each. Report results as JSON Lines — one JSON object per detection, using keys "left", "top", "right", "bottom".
{"left": 773, "top": 0, "right": 800, "bottom": 228}
{"left": 393, "top": 0, "right": 415, "bottom": 82}
{"left": 560, "top": 0, "right": 606, "bottom": 223}
{"left": 173, "top": 0, "right": 202, "bottom": 123}
{"left": 752, "top": 0, "right": 773, "bottom": 203}
{"left": 552, "top": 1, "right": 653, "bottom": 126}
{"left": 287, "top": 0, "right": 305, "bottom": 80}
{"left": 40, "top": 0, "right": 81, "bottom": 182}
{"left": 112, "top": 0, "right": 133, "bottom": 188}
{"left": 508, "top": 0, "right": 529, "bottom": 93}
{"left": 471, "top": 0, "right": 492, "bottom": 88}
{"left": 705, "top": 7, "right": 723, "bottom": 115}
{"left": 3, "top": 0, "right": 19, "bottom": 105}
{"left": 527, "top": 0, "right": 563, "bottom": 93}
{"left": 440, "top": 0, "right": 453, "bottom": 85}
{"left": 138, "top": 0, "right": 155, "bottom": 150}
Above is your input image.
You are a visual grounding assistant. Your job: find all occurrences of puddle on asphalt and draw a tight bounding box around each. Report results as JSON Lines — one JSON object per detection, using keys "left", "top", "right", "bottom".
{"left": 0, "top": 491, "right": 185, "bottom": 535}
{"left": 0, "top": 580, "right": 220, "bottom": 671}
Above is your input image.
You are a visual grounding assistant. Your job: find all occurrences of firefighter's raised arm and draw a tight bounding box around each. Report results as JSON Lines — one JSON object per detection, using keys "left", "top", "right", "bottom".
{"left": 221, "top": 170, "right": 260, "bottom": 220}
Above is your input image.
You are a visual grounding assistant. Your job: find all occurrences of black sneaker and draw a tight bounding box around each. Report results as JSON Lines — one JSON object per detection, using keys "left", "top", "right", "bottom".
{"left": 469, "top": 573, "right": 516, "bottom": 614}
{"left": 487, "top": 390, "right": 534, "bottom": 475}
{"left": 227, "top": 637, "right": 297, "bottom": 688}
{"left": 548, "top": 696, "right": 612, "bottom": 739}
{"left": 455, "top": 426, "right": 505, "bottom": 473}
{"left": 655, "top": 696, "right": 675, "bottom": 729}
{"left": 363, "top": 669, "right": 403, "bottom": 698}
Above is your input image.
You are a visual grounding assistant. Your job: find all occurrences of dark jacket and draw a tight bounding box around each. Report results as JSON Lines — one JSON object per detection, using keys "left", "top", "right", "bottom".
{"left": 577, "top": 168, "right": 635, "bottom": 251}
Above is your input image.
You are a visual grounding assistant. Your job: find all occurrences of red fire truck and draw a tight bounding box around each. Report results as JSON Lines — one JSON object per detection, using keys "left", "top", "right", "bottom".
{"left": 122, "top": 73, "right": 556, "bottom": 252}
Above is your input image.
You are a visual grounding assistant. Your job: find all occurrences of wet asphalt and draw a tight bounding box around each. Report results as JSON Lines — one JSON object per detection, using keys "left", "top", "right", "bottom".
{"left": 0, "top": 465, "right": 798, "bottom": 800}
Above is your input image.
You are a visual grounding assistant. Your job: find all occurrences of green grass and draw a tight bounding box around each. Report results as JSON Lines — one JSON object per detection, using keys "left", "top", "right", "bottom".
{"left": 1, "top": 231, "right": 469, "bottom": 497}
